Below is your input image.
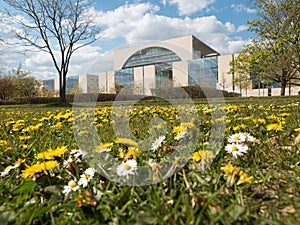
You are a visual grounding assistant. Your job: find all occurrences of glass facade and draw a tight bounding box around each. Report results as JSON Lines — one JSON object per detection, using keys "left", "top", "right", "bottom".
{"left": 66, "top": 76, "right": 79, "bottom": 91}
{"left": 115, "top": 68, "right": 134, "bottom": 87}
{"left": 155, "top": 63, "right": 173, "bottom": 88}
{"left": 43, "top": 79, "right": 55, "bottom": 90}
{"left": 250, "top": 70, "right": 280, "bottom": 89}
{"left": 188, "top": 57, "right": 218, "bottom": 87}
{"left": 123, "top": 47, "right": 181, "bottom": 68}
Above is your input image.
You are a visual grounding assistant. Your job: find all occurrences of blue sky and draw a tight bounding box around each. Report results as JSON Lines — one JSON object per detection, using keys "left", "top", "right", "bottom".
{"left": 0, "top": 0, "right": 258, "bottom": 79}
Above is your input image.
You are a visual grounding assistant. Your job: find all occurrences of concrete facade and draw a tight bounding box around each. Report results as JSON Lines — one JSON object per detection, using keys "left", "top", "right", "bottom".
{"left": 99, "top": 35, "right": 220, "bottom": 95}
{"left": 43, "top": 35, "right": 300, "bottom": 97}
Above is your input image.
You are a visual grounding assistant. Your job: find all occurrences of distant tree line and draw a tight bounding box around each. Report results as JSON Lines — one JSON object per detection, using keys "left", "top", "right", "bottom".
{"left": 0, "top": 64, "right": 42, "bottom": 100}
{"left": 229, "top": 0, "right": 299, "bottom": 96}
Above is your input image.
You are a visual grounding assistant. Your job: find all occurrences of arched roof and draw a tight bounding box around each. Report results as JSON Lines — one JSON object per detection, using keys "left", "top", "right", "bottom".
{"left": 122, "top": 46, "right": 181, "bottom": 69}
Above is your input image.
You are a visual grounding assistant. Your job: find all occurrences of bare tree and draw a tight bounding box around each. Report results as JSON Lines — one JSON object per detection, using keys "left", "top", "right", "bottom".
{"left": 0, "top": 76, "right": 14, "bottom": 100}
{"left": 3, "top": 0, "right": 101, "bottom": 102}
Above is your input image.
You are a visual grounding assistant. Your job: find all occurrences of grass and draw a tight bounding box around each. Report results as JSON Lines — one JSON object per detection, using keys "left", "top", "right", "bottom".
{"left": 0, "top": 96, "right": 299, "bottom": 224}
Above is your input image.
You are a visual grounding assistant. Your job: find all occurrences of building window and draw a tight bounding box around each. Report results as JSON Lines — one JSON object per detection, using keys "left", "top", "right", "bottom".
{"left": 115, "top": 68, "right": 134, "bottom": 88}
{"left": 250, "top": 71, "right": 280, "bottom": 89}
{"left": 43, "top": 79, "right": 55, "bottom": 90}
{"left": 188, "top": 57, "right": 218, "bottom": 87}
{"left": 155, "top": 63, "right": 173, "bottom": 88}
{"left": 66, "top": 76, "right": 79, "bottom": 91}
{"left": 123, "top": 47, "right": 181, "bottom": 68}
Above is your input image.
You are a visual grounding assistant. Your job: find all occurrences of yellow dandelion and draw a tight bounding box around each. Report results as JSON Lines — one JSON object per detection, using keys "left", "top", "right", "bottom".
{"left": 180, "top": 122, "right": 194, "bottom": 129}
{"left": 221, "top": 163, "right": 240, "bottom": 176}
{"left": 0, "top": 140, "right": 8, "bottom": 147}
{"left": 12, "top": 123, "right": 24, "bottom": 131}
{"left": 19, "top": 136, "right": 32, "bottom": 141}
{"left": 267, "top": 115, "right": 282, "bottom": 123}
{"left": 191, "top": 150, "right": 214, "bottom": 162}
{"left": 21, "top": 160, "right": 60, "bottom": 179}
{"left": 22, "top": 123, "right": 43, "bottom": 133}
{"left": 221, "top": 163, "right": 241, "bottom": 186}
{"left": 252, "top": 118, "right": 266, "bottom": 125}
{"left": 266, "top": 123, "right": 283, "bottom": 132}
{"left": 203, "top": 109, "right": 212, "bottom": 114}
{"left": 237, "top": 171, "right": 253, "bottom": 185}
{"left": 118, "top": 148, "right": 126, "bottom": 158}
{"left": 20, "top": 144, "right": 32, "bottom": 150}
{"left": 39, "top": 116, "right": 51, "bottom": 122}
{"left": 173, "top": 122, "right": 193, "bottom": 134}
{"left": 16, "top": 119, "right": 25, "bottom": 124}
{"left": 54, "top": 122, "right": 63, "bottom": 129}
{"left": 173, "top": 126, "right": 184, "bottom": 134}
{"left": 126, "top": 147, "right": 142, "bottom": 158}
{"left": 15, "top": 158, "right": 26, "bottom": 166}
{"left": 36, "top": 146, "right": 68, "bottom": 160}
{"left": 279, "top": 113, "right": 290, "bottom": 117}
{"left": 233, "top": 124, "right": 247, "bottom": 131}
{"left": 4, "top": 147, "right": 13, "bottom": 152}
{"left": 5, "top": 120, "right": 15, "bottom": 127}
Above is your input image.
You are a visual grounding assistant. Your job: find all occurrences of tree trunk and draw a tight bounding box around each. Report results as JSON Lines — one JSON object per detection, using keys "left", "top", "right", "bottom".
{"left": 280, "top": 81, "right": 286, "bottom": 96}
{"left": 280, "top": 69, "right": 287, "bottom": 96}
{"left": 59, "top": 72, "right": 67, "bottom": 103}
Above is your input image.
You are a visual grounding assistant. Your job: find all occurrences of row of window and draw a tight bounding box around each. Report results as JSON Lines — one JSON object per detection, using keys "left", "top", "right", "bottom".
{"left": 116, "top": 57, "right": 219, "bottom": 89}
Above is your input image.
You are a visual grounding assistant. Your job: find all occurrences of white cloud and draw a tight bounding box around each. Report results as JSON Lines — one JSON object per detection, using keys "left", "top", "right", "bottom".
{"left": 95, "top": 3, "right": 243, "bottom": 54}
{"left": 168, "top": 0, "right": 215, "bottom": 15}
{"left": 86, "top": 51, "right": 114, "bottom": 74}
{"left": 237, "top": 25, "right": 248, "bottom": 32}
{"left": 212, "top": 36, "right": 249, "bottom": 55}
{"left": 231, "top": 4, "right": 256, "bottom": 14}
{"left": 31, "top": 71, "right": 57, "bottom": 80}
{"left": 23, "top": 44, "right": 103, "bottom": 79}
{"left": 161, "top": 0, "right": 167, "bottom": 7}
{"left": 1, "top": 2, "right": 251, "bottom": 79}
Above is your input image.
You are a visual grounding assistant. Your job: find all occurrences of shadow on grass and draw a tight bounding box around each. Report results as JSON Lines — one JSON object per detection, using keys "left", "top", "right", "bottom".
{"left": 44, "top": 102, "right": 73, "bottom": 108}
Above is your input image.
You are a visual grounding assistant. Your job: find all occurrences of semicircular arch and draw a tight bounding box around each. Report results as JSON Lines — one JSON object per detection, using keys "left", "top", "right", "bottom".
{"left": 122, "top": 46, "right": 182, "bottom": 69}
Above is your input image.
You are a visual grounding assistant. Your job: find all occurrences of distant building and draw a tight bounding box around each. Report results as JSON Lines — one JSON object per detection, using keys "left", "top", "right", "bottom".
{"left": 41, "top": 79, "right": 55, "bottom": 90}
{"left": 42, "top": 35, "right": 300, "bottom": 97}
{"left": 100, "top": 35, "right": 220, "bottom": 95}
{"left": 99, "top": 35, "right": 300, "bottom": 96}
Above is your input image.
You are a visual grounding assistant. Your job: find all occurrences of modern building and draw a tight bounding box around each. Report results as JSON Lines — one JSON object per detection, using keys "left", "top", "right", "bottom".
{"left": 42, "top": 74, "right": 99, "bottom": 94}
{"left": 100, "top": 35, "right": 221, "bottom": 95}
{"left": 98, "top": 35, "right": 300, "bottom": 97}
{"left": 43, "top": 35, "right": 300, "bottom": 97}
{"left": 42, "top": 79, "right": 55, "bottom": 90}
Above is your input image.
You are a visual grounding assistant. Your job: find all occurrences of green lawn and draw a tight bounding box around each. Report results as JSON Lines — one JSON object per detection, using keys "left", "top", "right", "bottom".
{"left": 0, "top": 96, "right": 299, "bottom": 224}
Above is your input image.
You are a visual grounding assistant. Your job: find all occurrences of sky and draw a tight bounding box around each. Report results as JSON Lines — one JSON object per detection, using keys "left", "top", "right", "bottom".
{"left": 0, "top": 0, "right": 258, "bottom": 80}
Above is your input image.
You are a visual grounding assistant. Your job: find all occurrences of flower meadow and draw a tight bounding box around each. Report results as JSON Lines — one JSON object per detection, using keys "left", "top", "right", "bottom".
{"left": 0, "top": 97, "right": 300, "bottom": 224}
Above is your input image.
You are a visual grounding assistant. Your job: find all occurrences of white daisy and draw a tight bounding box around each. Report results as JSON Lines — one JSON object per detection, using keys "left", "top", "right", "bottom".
{"left": 63, "top": 156, "right": 73, "bottom": 168}
{"left": 174, "top": 131, "right": 187, "bottom": 140}
{"left": 0, "top": 166, "right": 14, "bottom": 177}
{"left": 98, "top": 148, "right": 111, "bottom": 153}
{"left": 78, "top": 168, "right": 95, "bottom": 187}
{"left": 245, "top": 133, "right": 261, "bottom": 144}
{"left": 70, "top": 149, "right": 87, "bottom": 159}
{"left": 151, "top": 135, "right": 165, "bottom": 151}
{"left": 225, "top": 143, "right": 248, "bottom": 158}
{"left": 116, "top": 159, "right": 137, "bottom": 178}
{"left": 0, "top": 162, "right": 22, "bottom": 177}
{"left": 62, "top": 179, "right": 79, "bottom": 195}
{"left": 148, "top": 159, "right": 157, "bottom": 168}
{"left": 227, "top": 132, "right": 247, "bottom": 143}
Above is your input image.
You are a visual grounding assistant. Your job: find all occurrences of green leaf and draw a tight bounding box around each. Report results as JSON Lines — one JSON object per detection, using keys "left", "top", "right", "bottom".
{"left": 11, "top": 181, "right": 36, "bottom": 195}
{"left": 229, "top": 204, "right": 244, "bottom": 222}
